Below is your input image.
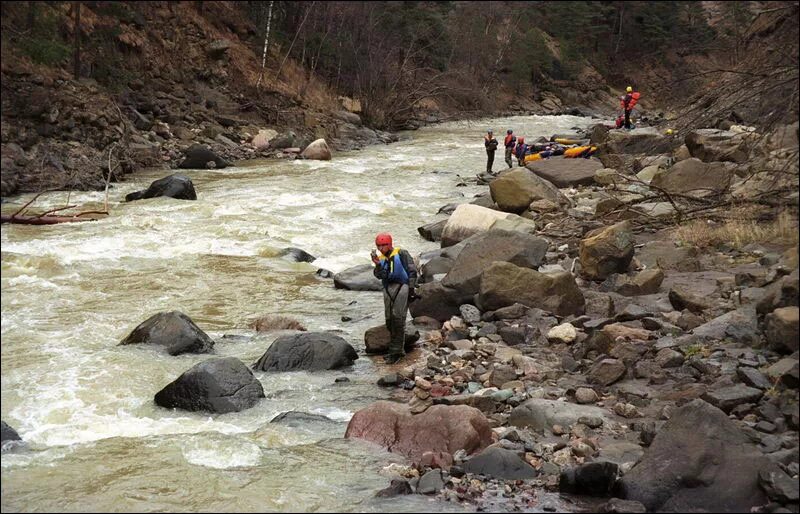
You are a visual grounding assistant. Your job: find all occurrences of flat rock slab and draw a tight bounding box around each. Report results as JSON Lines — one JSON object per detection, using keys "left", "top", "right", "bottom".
{"left": 527, "top": 156, "right": 604, "bottom": 187}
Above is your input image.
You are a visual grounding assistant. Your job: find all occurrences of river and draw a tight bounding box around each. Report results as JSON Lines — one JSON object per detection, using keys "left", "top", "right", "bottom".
{"left": 1, "top": 115, "right": 594, "bottom": 512}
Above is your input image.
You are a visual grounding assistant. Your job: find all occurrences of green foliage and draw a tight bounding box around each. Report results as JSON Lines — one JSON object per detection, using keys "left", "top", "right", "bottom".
{"left": 509, "top": 28, "right": 553, "bottom": 92}
{"left": 14, "top": 8, "right": 71, "bottom": 66}
{"left": 18, "top": 36, "right": 71, "bottom": 66}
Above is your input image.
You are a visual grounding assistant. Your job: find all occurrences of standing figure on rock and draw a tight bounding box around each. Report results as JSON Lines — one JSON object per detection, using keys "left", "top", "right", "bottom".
{"left": 515, "top": 137, "right": 528, "bottom": 167}
{"left": 371, "top": 233, "right": 418, "bottom": 364}
{"left": 484, "top": 129, "right": 498, "bottom": 173}
{"left": 503, "top": 129, "right": 517, "bottom": 169}
{"left": 620, "top": 86, "right": 641, "bottom": 130}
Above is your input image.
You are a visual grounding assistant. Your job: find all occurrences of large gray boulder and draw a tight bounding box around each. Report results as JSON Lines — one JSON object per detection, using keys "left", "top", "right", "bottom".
{"left": 526, "top": 156, "right": 604, "bottom": 187}
{"left": 489, "top": 168, "right": 567, "bottom": 213}
{"left": 579, "top": 221, "right": 635, "bottom": 281}
{"left": 440, "top": 204, "right": 536, "bottom": 247}
{"left": 333, "top": 264, "right": 382, "bottom": 291}
{"left": 463, "top": 447, "right": 538, "bottom": 479}
{"left": 685, "top": 129, "right": 751, "bottom": 163}
{"left": 765, "top": 306, "right": 799, "bottom": 353}
{"left": 601, "top": 128, "right": 674, "bottom": 155}
{"left": 178, "top": 144, "right": 230, "bottom": 169}
{"left": 508, "top": 399, "right": 612, "bottom": 433}
{"left": 125, "top": 174, "right": 197, "bottom": 202}
{"left": 619, "top": 399, "right": 769, "bottom": 512}
{"left": 441, "top": 230, "right": 549, "bottom": 298}
{"left": 651, "top": 158, "right": 734, "bottom": 197}
{"left": 409, "top": 282, "right": 464, "bottom": 322}
{"left": 119, "top": 311, "right": 214, "bottom": 355}
{"left": 252, "top": 332, "right": 358, "bottom": 371}
{"left": 478, "top": 261, "right": 585, "bottom": 317}
{"left": 154, "top": 357, "right": 265, "bottom": 413}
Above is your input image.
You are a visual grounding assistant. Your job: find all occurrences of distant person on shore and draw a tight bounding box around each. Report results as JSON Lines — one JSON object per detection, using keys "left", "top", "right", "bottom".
{"left": 484, "top": 130, "right": 498, "bottom": 173}
{"left": 620, "top": 86, "right": 640, "bottom": 129}
{"left": 371, "top": 233, "right": 418, "bottom": 364}
{"left": 503, "top": 129, "right": 516, "bottom": 169}
{"left": 514, "top": 137, "right": 528, "bottom": 167}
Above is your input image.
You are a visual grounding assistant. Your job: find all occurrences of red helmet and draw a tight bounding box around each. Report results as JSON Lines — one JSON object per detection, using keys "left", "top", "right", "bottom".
{"left": 518, "top": 137, "right": 525, "bottom": 143}
{"left": 375, "top": 233, "right": 392, "bottom": 246}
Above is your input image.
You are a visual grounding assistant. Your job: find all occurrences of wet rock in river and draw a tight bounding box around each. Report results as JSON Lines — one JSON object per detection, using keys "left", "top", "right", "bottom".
{"left": 119, "top": 310, "right": 215, "bottom": 355}
{"left": 154, "top": 357, "right": 264, "bottom": 413}
{"left": 252, "top": 332, "right": 358, "bottom": 371}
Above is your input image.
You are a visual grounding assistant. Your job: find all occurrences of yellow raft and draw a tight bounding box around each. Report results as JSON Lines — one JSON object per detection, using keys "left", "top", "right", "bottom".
{"left": 553, "top": 138, "right": 583, "bottom": 145}
{"left": 564, "top": 146, "right": 597, "bottom": 158}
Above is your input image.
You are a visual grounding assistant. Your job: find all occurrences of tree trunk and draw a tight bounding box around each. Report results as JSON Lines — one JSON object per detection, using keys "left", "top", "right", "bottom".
{"left": 73, "top": 1, "right": 81, "bottom": 79}
{"left": 255, "top": 0, "right": 274, "bottom": 90}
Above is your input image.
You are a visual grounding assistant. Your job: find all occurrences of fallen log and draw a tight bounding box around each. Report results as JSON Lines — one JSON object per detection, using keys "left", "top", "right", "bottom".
{"left": 1, "top": 214, "right": 98, "bottom": 225}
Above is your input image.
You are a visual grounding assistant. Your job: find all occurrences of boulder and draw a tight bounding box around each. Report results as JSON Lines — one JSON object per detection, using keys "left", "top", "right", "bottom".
{"left": 252, "top": 129, "right": 278, "bottom": 150}
{"left": 527, "top": 156, "right": 604, "bottom": 187}
{"left": 765, "top": 306, "right": 799, "bottom": 353}
{"left": 601, "top": 128, "right": 674, "bottom": 155}
{"left": 441, "top": 230, "right": 549, "bottom": 298}
{"left": 685, "top": 129, "right": 751, "bottom": 163}
{"left": 463, "top": 447, "right": 538, "bottom": 479}
{"left": 154, "top": 357, "right": 265, "bottom": 413}
{"left": 594, "top": 168, "right": 620, "bottom": 186}
{"left": 333, "top": 264, "right": 382, "bottom": 291}
{"left": 276, "top": 247, "right": 316, "bottom": 263}
{"left": 560, "top": 461, "right": 620, "bottom": 496}
{"left": 119, "top": 311, "right": 214, "bottom": 355}
{"left": 490, "top": 168, "right": 568, "bottom": 213}
{"left": 579, "top": 221, "right": 635, "bottom": 281}
{"left": 692, "top": 307, "right": 759, "bottom": 345}
{"left": 756, "top": 269, "right": 799, "bottom": 314}
{"left": 301, "top": 138, "right": 332, "bottom": 160}
{"left": 252, "top": 332, "right": 358, "bottom": 371}
{"left": 418, "top": 219, "right": 447, "bottom": 242}
{"left": 125, "top": 174, "right": 197, "bottom": 202}
{"left": 1, "top": 421, "right": 21, "bottom": 443}
{"left": 364, "top": 323, "right": 420, "bottom": 354}
{"left": 619, "top": 399, "right": 769, "bottom": 512}
{"left": 509, "top": 399, "right": 612, "bottom": 433}
{"left": 651, "top": 158, "right": 734, "bottom": 197}
{"left": 269, "top": 130, "right": 296, "bottom": 149}
{"left": 603, "top": 268, "right": 664, "bottom": 296}
{"left": 206, "top": 39, "right": 232, "bottom": 58}
{"left": 478, "top": 262, "right": 585, "bottom": 317}
{"left": 440, "top": 204, "right": 536, "bottom": 247}
{"left": 668, "top": 286, "right": 712, "bottom": 313}
{"left": 409, "top": 282, "right": 464, "bottom": 322}
{"left": 178, "top": 144, "right": 230, "bottom": 169}
{"left": 636, "top": 241, "right": 702, "bottom": 271}
{"left": 345, "top": 401, "right": 492, "bottom": 464}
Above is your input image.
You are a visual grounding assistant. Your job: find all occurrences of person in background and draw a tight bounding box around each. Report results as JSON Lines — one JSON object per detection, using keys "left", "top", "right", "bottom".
{"left": 514, "top": 137, "right": 528, "bottom": 167}
{"left": 503, "top": 129, "right": 516, "bottom": 169}
{"left": 620, "top": 86, "right": 640, "bottom": 129}
{"left": 484, "top": 129, "right": 498, "bottom": 173}
{"left": 371, "top": 233, "right": 418, "bottom": 364}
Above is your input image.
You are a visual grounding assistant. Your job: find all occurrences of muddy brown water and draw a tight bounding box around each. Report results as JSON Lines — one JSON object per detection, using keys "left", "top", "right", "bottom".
{"left": 1, "top": 115, "right": 599, "bottom": 512}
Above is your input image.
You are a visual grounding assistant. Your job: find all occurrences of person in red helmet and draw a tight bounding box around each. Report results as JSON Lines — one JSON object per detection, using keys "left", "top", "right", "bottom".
{"left": 370, "top": 232, "right": 418, "bottom": 364}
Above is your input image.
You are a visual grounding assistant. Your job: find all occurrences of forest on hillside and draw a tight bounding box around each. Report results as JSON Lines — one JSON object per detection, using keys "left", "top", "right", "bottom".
{"left": 2, "top": 1, "right": 798, "bottom": 130}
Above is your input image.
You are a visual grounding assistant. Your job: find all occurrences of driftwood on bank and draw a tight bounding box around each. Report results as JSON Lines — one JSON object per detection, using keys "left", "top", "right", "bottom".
{"left": 2, "top": 143, "right": 117, "bottom": 225}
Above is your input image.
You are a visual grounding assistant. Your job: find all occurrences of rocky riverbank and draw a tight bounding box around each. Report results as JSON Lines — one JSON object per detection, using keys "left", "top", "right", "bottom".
{"left": 342, "top": 120, "right": 799, "bottom": 512}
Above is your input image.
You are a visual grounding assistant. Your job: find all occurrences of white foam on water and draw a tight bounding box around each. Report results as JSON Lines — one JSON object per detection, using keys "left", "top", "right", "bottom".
{"left": 179, "top": 435, "right": 263, "bottom": 469}
{"left": 310, "top": 406, "right": 353, "bottom": 423}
